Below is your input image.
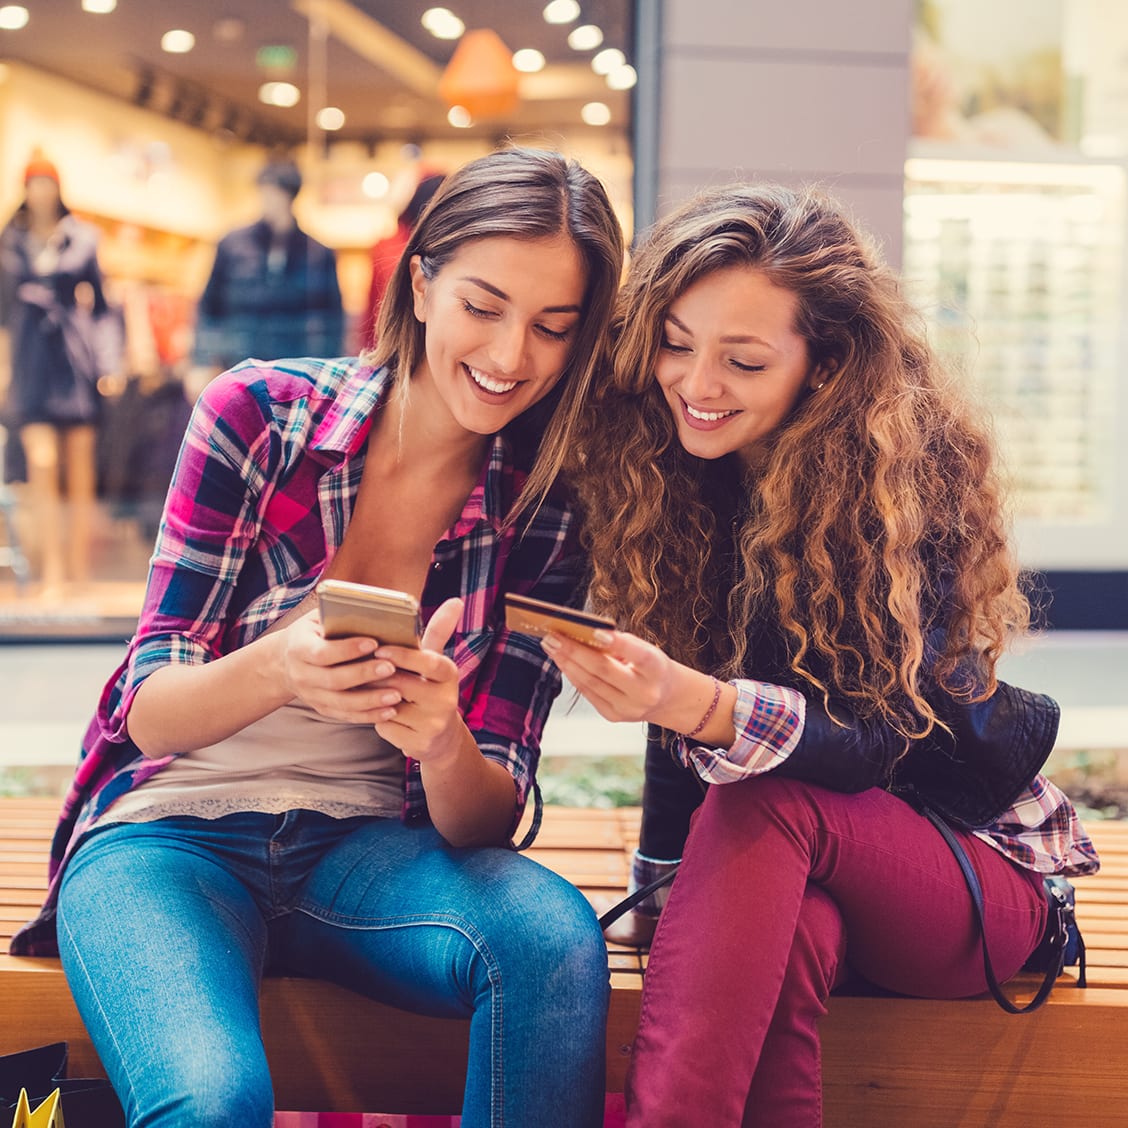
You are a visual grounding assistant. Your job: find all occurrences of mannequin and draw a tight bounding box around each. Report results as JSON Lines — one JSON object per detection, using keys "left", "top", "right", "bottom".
{"left": 0, "top": 151, "right": 117, "bottom": 592}
{"left": 189, "top": 157, "right": 344, "bottom": 396}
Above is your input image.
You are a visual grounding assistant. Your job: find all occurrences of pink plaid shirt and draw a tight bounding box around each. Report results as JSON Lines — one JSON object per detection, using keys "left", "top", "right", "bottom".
{"left": 11, "top": 358, "right": 587, "bottom": 956}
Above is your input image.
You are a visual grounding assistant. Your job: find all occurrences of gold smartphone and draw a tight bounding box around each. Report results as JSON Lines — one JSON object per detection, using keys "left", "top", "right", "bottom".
{"left": 317, "top": 579, "right": 422, "bottom": 648}
{"left": 504, "top": 593, "right": 615, "bottom": 648}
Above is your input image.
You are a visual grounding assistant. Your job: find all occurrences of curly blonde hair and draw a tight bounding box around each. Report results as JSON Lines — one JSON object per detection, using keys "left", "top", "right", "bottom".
{"left": 574, "top": 184, "right": 1030, "bottom": 742}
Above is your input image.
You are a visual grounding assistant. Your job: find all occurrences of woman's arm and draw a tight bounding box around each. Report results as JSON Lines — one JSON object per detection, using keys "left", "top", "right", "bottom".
{"left": 126, "top": 610, "right": 401, "bottom": 758}
{"left": 544, "top": 628, "right": 906, "bottom": 793}
{"left": 541, "top": 628, "right": 736, "bottom": 739}
{"left": 106, "top": 367, "right": 362, "bottom": 755}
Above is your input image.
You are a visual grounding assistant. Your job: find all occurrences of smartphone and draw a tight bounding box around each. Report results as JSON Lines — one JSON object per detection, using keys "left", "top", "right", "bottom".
{"left": 504, "top": 593, "right": 615, "bottom": 648}
{"left": 317, "top": 579, "right": 422, "bottom": 648}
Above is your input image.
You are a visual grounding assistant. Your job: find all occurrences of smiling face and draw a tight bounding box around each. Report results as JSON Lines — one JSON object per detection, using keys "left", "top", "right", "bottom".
{"left": 656, "top": 265, "right": 824, "bottom": 467}
{"left": 409, "top": 234, "right": 587, "bottom": 437}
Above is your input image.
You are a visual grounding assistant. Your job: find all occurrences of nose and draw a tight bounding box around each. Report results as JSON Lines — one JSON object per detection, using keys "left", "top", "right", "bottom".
{"left": 489, "top": 321, "right": 529, "bottom": 376}
{"left": 678, "top": 353, "right": 723, "bottom": 401}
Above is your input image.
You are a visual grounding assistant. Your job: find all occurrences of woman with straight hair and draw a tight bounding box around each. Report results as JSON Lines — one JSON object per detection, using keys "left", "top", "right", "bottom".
{"left": 12, "top": 147, "right": 625, "bottom": 1128}
{"left": 546, "top": 183, "right": 1097, "bottom": 1126}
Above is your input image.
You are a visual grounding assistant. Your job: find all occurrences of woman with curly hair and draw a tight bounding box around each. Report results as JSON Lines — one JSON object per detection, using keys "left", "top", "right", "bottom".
{"left": 543, "top": 183, "right": 1098, "bottom": 1126}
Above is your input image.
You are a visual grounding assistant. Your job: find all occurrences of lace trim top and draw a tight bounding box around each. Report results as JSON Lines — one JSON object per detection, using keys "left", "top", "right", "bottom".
{"left": 97, "top": 698, "right": 404, "bottom": 826}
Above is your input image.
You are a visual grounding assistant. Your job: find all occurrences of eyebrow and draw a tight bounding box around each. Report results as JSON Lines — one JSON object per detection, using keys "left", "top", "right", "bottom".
{"left": 666, "top": 312, "right": 778, "bottom": 351}
{"left": 461, "top": 275, "right": 582, "bottom": 315}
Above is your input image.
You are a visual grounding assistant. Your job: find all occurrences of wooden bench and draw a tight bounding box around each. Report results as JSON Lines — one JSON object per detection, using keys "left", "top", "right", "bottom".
{"left": 3, "top": 796, "right": 1128, "bottom": 1125}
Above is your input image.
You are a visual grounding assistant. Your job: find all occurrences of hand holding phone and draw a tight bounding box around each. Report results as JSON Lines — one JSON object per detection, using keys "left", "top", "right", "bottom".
{"left": 317, "top": 579, "right": 422, "bottom": 648}
{"left": 504, "top": 593, "right": 615, "bottom": 648}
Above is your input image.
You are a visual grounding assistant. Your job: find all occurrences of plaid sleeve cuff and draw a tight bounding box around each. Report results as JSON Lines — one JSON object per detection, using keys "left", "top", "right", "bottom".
{"left": 678, "top": 679, "right": 805, "bottom": 785}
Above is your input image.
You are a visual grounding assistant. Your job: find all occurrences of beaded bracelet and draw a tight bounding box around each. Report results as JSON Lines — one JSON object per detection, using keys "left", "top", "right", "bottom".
{"left": 685, "top": 677, "right": 722, "bottom": 739}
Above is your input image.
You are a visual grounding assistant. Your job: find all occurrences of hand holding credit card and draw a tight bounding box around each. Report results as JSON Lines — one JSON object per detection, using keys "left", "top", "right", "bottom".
{"left": 504, "top": 593, "right": 615, "bottom": 648}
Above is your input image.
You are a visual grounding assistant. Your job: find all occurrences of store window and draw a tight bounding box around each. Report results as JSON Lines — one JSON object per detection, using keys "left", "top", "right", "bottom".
{"left": 0, "top": 2, "right": 636, "bottom": 640}
{"left": 905, "top": 0, "right": 1128, "bottom": 584}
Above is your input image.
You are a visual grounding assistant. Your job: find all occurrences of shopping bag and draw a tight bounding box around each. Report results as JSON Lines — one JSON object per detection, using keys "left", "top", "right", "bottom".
{"left": 9, "top": 1087, "right": 64, "bottom": 1128}
{"left": 0, "top": 1046, "right": 66, "bottom": 1104}
{"left": 0, "top": 1044, "right": 122, "bottom": 1128}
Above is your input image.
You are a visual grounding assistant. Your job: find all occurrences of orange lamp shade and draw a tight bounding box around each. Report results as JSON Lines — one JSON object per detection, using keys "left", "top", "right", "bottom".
{"left": 438, "top": 28, "right": 520, "bottom": 120}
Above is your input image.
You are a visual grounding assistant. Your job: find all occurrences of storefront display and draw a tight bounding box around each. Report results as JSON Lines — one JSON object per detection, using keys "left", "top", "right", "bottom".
{"left": 903, "top": 155, "right": 1124, "bottom": 528}
{"left": 0, "top": 2, "right": 637, "bottom": 639}
{"left": 907, "top": 0, "right": 1128, "bottom": 596}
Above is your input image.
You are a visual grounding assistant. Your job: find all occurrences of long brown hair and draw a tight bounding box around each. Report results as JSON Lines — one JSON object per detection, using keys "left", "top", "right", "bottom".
{"left": 368, "top": 146, "right": 624, "bottom": 521}
{"left": 575, "top": 183, "right": 1029, "bottom": 741}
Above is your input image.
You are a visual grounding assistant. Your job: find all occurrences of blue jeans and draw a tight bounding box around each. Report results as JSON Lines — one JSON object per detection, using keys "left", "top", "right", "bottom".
{"left": 56, "top": 811, "right": 609, "bottom": 1128}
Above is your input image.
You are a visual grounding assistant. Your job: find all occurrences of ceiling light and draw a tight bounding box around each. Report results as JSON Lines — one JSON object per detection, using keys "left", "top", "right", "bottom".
{"left": 422, "top": 7, "right": 464, "bottom": 40}
{"left": 213, "top": 17, "right": 245, "bottom": 43}
{"left": 362, "top": 172, "right": 390, "bottom": 199}
{"left": 0, "top": 6, "right": 29, "bottom": 31}
{"left": 82, "top": 0, "right": 117, "bottom": 13}
{"left": 161, "top": 30, "right": 196, "bottom": 54}
{"left": 568, "top": 25, "right": 603, "bottom": 51}
{"left": 581, "top": 101, "right": 611, "bottom": 126}
{"left": 447, "top": 105, "right": 473, "bottom": 128}
{"left": 258, "top": 81, "right": 300, "bottom": 108}
{"left": 592, "top": 48, "right": 624, "bottom": 76}
{"left": 438, "top": 29, "right": 519, "bottom": 119}
{"left": 606, "top": 63, "right": 638, "bottom": 90}
{"left": 512, "top": 49, "right": 546, "bottom": 74}
{"left": 543, "top": 0, "right": 580, "bottom": 24}
{"left": 316, "top": 106, "right": 345, "bottom": 131}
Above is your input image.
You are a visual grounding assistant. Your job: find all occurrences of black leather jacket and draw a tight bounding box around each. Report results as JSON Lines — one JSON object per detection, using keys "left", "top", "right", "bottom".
{"left": 776, "top": 678, "right": 1059, "bottom": 829}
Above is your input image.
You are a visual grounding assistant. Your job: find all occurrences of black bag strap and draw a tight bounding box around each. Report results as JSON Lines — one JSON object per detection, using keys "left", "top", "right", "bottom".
{"left": 598, "top": 864, "right": 681, "bottom": 931}
{"left": 923, "top": 807, "right": 1072, "bottom": 1014}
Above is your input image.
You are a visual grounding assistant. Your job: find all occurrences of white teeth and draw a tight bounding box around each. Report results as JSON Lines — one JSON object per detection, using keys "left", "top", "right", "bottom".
{"left": 685, "top": 403, "right": 737, "bottom": 422}
{"left": 467, "top": 365, "right": 518, "bottom": 394}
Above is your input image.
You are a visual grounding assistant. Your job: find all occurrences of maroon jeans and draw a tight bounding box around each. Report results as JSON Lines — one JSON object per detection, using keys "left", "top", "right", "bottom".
{"left": 624, "top": 777, "right": 1048, "bottom": 1127}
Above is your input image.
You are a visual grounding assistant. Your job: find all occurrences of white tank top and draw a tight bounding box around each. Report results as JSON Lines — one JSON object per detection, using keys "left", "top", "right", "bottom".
{"left": 100, "top": 699, "right": 405, "bottom": 825}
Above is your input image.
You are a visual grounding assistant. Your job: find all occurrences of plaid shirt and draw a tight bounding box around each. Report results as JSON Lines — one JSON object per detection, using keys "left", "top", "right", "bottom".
{"left": 11, "top": 359, "right": 586, "bottom": 956}
{"left": 631, "top": 678, "right": 1099, "bottom": 915}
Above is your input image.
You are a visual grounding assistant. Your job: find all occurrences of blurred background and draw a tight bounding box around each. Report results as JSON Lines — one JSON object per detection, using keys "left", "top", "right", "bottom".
{"left": 0, "top": 0, "right": 1124, "bottom": 804}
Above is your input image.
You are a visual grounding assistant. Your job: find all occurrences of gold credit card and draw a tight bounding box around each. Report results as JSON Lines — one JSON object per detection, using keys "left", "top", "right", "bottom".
{"left": 504, "top": 593, "right": 615, "bottom": 648}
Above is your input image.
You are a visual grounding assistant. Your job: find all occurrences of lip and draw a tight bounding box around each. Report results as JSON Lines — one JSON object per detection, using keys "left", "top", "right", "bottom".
{"left": 678, "top": 395, "right": 739, "bottom": 431}
{"left": 463, "top": 362, "right": 520, "bottom": 400}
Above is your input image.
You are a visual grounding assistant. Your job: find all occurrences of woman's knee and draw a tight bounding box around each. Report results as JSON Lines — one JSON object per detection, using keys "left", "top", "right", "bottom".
{"left": 692, "top": 775, "right": 810, "bottom": 843}
{"left": 131, "top": 1063, "right": 273, "bottom": 1128}
{"left": 484, "top": 863, "right": 609, "bottom": 988}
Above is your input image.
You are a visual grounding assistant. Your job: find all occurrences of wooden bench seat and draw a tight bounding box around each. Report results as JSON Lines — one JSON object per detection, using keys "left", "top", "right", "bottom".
{"left": 3, "top": 796, "right": 1128, "bottom": 1125}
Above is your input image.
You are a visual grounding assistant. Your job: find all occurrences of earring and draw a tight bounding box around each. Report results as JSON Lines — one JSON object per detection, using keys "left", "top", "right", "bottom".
{"left": 813, "top": 381, "right": 826, "bottom": 391}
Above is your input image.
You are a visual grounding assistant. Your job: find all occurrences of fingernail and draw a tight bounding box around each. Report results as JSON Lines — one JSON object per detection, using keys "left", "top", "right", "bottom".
{"left": 592, "top": 630, "right": 614, "bottom": 648}
{"left": 541, "top": 635, "right": 560, "bottom": 653}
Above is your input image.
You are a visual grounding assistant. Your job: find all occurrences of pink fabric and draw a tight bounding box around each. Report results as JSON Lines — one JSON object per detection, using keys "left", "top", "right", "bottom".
{"left": 274, "top": 1096, "right": 627, "bottom": 1126}
{"left": 274, "top": 1116, "right": 460, "bottom": 1127}
{"left": 625, "top": 777, "right": 1048, "bottom": 1127}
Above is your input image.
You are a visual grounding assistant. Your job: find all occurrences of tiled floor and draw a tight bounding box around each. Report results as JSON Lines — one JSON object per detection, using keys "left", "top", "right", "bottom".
{"left": 2, "top": 631, "right": 1125, "bottom": 772}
